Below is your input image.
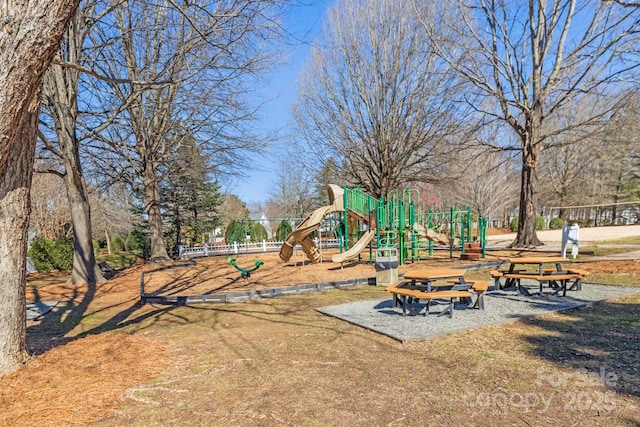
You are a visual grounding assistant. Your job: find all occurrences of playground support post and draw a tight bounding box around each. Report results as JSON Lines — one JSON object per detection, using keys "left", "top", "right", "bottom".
{"left": 449, "top": 207, "right": 454, "bottom": 258}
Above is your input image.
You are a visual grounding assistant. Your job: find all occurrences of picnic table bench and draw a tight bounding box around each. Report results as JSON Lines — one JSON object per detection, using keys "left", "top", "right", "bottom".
{"left": 492, "top": 257, "right": 588, "bottom": 296}
{"left": 98, "top": 261, "right": 115, "bottom": 278}
{"left": 385, "top": 278, "right": 488, "bottom": 318}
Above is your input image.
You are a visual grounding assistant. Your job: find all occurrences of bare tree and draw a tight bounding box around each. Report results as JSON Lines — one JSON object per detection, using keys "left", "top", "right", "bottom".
{"left": 30, "top": 171, "right": 71, "bottom": 240}
{"left": 87, "top": 0, "right": 281, "bottom": 261}
{"left": 89, "top": 184, "right": 139, "bottom": 252}
{"left": 218, "top": 194, "right": 250, "bottom": 237}
{"left": 268, "top": 154, "right": 318, "bottom": 218}
{"left": 38, "top": 0, "right": 114, "bottom": 285}
{"left": 439, "top": 149, "right": 519, "bottom": 222}
{"left": 418, "top": 0, "right": 640, "bottom": 246}
{"left": 294, "top": 0, "right": 474, "bottom": 199}
{"left": 0, "top": 0, "right": 81, "bottom": 376}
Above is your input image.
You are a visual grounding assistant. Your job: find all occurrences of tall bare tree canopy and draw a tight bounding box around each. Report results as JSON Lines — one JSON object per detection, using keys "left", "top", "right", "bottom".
{"left": 87, "top": 0, "right": 282, "bottom": 261}
{"left": 295, "top": 0, "right": 473, "bottom": 199}
{"left": 39, "top": 1, "right": 111, "bottom": 285}
{"left": 418, "top": 0, "right": 640, "bottom": 247}
{"left": 0, "top": 0, "right": 81, "bottom": 375}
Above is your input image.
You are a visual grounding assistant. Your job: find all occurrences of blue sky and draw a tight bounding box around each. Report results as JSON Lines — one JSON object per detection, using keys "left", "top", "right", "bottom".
{"left": 227, "top": 1, "right": 332, "bottom": 207}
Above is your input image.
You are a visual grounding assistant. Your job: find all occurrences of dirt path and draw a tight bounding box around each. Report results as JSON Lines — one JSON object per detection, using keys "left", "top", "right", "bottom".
{"left": 486, "top": 224, "right": 640, "bottom": 247}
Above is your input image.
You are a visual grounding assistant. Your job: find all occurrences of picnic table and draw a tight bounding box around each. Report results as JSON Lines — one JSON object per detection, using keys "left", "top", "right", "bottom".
{"left": 386, "top": 268, "right": 488, "bottom": 318}
{"left": 493, "top": 256, "right": 584, "bottom": 297}
{"left": 403, "top": 268, "right": 468, "bottom": 292}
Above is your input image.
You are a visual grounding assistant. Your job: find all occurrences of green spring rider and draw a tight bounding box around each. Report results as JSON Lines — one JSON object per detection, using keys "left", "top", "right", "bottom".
{"left": 227, "top": 257, "right": 264, "bottom": 279}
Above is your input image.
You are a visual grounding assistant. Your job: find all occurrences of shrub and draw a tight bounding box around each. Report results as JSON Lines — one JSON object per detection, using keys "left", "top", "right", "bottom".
{"left": 28, "top": 235, "right": 73, "bottom": 272}
{"left": 509, "top": 215, "right": 545, "bottom": 232}
{"left": 92, "top": 239, "right": 100, "bottom": 256}
{"left": 126, "top": 229, "right": 150, "bottom": 259}
{"left": 250, "top": 223, "right": 268, "bottom": 241}
{"left": 225, "top": 220, "right": 248, "bottom": 243}
{"left": 50, "top": 236, "right": 74, "bottom": 271}
{"left": 509, "top": 217, "right": 517, "bottom": 232}
{"left": 276, "top": 220, "right": 293, "bottom": 241}
{"left": 548, "top": 217, "right": 564, "bottom": 229}
{"left": 110, "top": 235, "right": 125, "bottom": 252}
{"left": 28, "top": 237, "right": 55, "bottom": 272}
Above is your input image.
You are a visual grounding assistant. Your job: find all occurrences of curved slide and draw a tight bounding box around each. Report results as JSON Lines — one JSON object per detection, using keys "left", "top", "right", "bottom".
{"left": 331, "top": 230, "right": 376, "bottom": 264}
{"left": 279, "top": 205, "right": 338, "bottom": 263}
{"left": 279, "top": 184, "right": 345, "bottom": 264}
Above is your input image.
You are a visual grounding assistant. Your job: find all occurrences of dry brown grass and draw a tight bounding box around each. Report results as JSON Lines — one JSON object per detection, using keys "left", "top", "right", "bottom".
{"left": 4, "top": 249, "right": 639, "bottom": 426}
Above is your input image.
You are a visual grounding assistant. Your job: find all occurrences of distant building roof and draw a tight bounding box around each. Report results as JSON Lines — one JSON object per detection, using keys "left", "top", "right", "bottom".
{"left": 248, "top": 212, "right": 266, "bottom": 221}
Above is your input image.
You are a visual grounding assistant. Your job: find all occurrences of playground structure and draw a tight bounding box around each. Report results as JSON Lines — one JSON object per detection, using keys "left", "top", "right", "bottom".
{"left": 340, "top": 186, "right": 487, "bottom": 264}
{"left": 279, "top": 185, "right": 487, "bottom": 266}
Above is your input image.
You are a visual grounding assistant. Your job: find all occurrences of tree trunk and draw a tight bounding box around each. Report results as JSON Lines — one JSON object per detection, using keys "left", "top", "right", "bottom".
{"left": 56, "top": 110, "right": 106, "bottom": 285}
{"left": 42, "top": 20, "right": 106, "bottom": 286}
{"left": 143, "top": 169, "right": 170, "bottom": 262}
{"left": 105, "top": 229, "right": 111, "bottom": 255}
{"left": 511, "top": 124, "right": 543, "bottom": 248}
{"left": 0, "top": 0, "right": 81, "bottom": 376}
{"left": 0, "top": 99, "right": 39, "bottom": 375}
{"left": 62, "top": 161, "right": 106, "bottom": 285}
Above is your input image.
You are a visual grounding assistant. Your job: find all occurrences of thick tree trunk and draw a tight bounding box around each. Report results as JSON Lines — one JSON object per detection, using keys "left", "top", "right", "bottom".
{"left": 511, "top": 120, "right": 543, "bottom": 248}
{"left": 0, "top": 100, "right": 39, "bottom": 375}
{"left": 62, "top": 161, "right": 106, "bottom": 285}
{"left": 0, "top": 0, "right": 81, "bottom": 376}
{"left": 43, "top": 17, "right": 106, "bottom": 286}
{"left": 143, "top": 169, "right": 170, "bottom": 262}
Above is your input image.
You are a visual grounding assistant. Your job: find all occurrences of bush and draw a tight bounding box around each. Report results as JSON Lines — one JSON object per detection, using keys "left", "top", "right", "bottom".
{"left": 110, "top": 235, "right": 125, "bottom": 252}
{"left": 510, "top": 215, "right": 545, "bottom": 232}
{"left": 92, "top": 239, "right": 100, "bottom": 256}
{"left": 126, "top": 229, "right": 150, "bottom": 259}
{"left": 548, "top": 217, "right": 564, "bottom": 229}
{"left": 225, "top": 220, "right": 248, "bottom": 243}
{"left": 50, "top": 236, "right": 73, "bottom": 271}
{"left": 28, "top": 235, "right": 73, "bottom": 272}
{"left": 276, "top": 220, "right": 293, "bottom": 241}
{"left": 28, "top": 237, "right": 55, "bottom": 272}
{"left": 250, "top": 223, "right": 268, "bottom": 241}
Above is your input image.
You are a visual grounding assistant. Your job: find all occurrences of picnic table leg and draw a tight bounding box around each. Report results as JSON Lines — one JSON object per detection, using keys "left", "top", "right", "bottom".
{"left": 567, "top": 278, "right": 582, "bottom": 291}
{"left": 517, "top": 279, "right": 532, "bottom": 297}
{"left": 436, "top": 298, "right": 454, "bottom": 318}
{"left": 550, "top": 279, "right": 569, "bottom": 296}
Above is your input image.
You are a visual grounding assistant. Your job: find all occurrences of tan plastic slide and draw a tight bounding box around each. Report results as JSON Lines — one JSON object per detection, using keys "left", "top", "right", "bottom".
{"left": 331, "top": 230, "right": 376, "bottom": 264}
{"left": 279, "top": 184, "right": 345, "bottom": 264}
{"left": 279, "top": 205, "right": 337, "bottom": 263}
{"left": 413, "top": 223, "right": 456, "bottom": 246}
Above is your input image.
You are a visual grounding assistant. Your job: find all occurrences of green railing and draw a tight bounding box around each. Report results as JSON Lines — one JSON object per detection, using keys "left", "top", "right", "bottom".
{"left": 344, "top": 187, "right": 381, "bottom": 219}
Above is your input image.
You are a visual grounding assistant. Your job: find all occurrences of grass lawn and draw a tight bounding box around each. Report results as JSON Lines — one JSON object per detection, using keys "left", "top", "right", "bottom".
{"left": 7, "top": 249, "right": 640, "bottom": 425}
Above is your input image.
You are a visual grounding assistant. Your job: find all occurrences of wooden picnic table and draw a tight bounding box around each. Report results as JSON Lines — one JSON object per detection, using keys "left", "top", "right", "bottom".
{"left": 403, "top": 268, "right": 468, "bottom": 292}
{"left": 501, "top": 257, "right": 581, "bottom": 296}
{"left": 386, "top": 268, "right": 486, "bottom": 318}
{"left": 507, "top": 256, "right": 568, "bottom": 275}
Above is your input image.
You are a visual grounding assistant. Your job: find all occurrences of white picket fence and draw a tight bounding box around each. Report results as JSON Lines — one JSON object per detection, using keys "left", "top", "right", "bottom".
{"left": 179, "top": 238, "right": 341, "bottom": 259}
